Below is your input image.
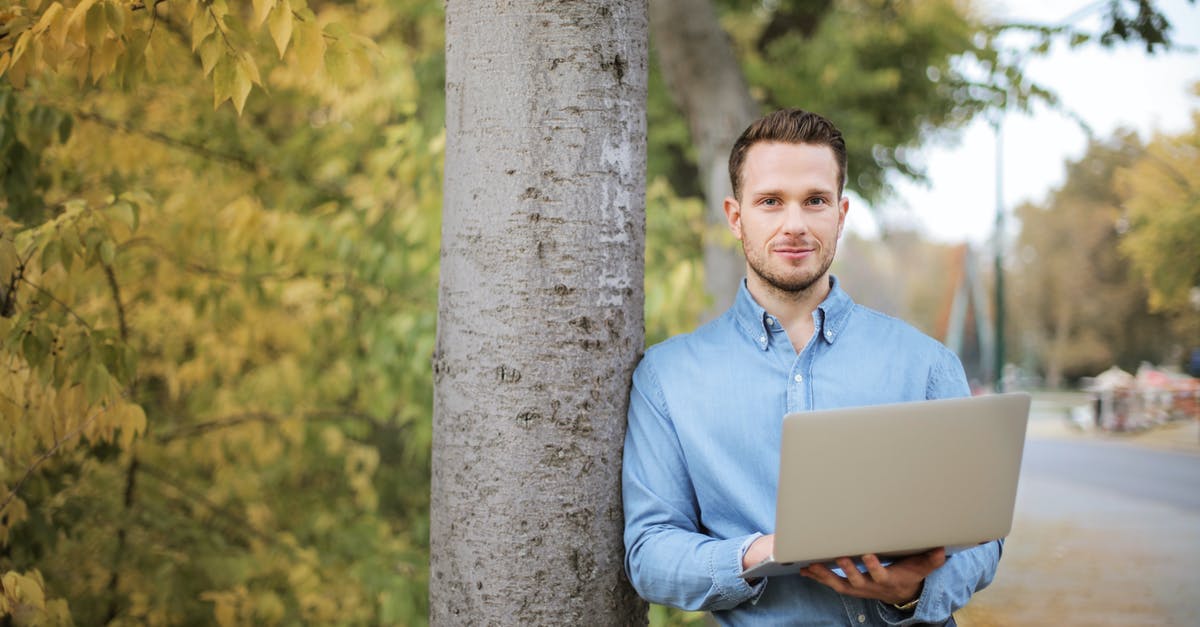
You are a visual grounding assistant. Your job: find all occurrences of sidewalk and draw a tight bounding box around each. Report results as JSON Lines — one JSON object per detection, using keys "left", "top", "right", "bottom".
{"left": 1025, "top": 392, "right": 1200, "bottom": 456}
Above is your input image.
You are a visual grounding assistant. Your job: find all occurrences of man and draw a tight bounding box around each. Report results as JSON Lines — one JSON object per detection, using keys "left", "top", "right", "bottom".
{"left": 622, "top": 109, "right": 1000, "bottom": 625}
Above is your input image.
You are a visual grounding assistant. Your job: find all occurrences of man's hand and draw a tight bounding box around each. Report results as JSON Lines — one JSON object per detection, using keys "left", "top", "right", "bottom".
{"left": 799, "top": 548, "right": 946, "bottom": 606}
{"left": 742, "top": 534, "right": 775, "bottom": 570}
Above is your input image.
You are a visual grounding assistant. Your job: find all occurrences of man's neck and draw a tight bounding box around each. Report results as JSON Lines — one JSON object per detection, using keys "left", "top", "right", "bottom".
{"left": 745, "top": 272, "right": 832, "bottom": 352}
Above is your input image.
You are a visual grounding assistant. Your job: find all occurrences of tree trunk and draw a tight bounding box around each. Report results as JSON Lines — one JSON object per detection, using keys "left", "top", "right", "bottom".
{"left": 650, "top": 0, "right": 758, "bottom": 317}
{"left": 432, "top": 1, "right": 648, "bottom": 624}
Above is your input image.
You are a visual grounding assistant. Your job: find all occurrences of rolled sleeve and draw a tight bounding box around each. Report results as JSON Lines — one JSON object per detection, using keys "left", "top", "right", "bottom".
{"left": 875, "top": 540, "right": 1002, "bottom": 626}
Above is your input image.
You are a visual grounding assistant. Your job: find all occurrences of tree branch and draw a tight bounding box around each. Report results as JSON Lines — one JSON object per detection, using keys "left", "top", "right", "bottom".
{"left": 0, "top": 406, "right": 107, "bottom": 516}
{"left": 19, "top": 275, "right": 96, "bottom": 331}
{"left": 135, "top": 461, "right": 309, "bottom": 554}
{"left": 74, "top": 110, "right": 261, "bottom": 174}
{"left": 156, "top": 409, "right": 397, "bottom": 442}
{"left": 103, "top": 264, "right": 130, "bottom": 342}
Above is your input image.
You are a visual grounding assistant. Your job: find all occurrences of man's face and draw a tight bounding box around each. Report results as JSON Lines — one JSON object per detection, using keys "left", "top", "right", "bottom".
{"left": 724, "top": 142, "right": 849, "bottom": 295}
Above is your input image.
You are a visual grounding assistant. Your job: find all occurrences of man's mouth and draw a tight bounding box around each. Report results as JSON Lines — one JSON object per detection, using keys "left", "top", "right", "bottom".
{"left": 772, "top": 244, "right": 815, "bottom": 260}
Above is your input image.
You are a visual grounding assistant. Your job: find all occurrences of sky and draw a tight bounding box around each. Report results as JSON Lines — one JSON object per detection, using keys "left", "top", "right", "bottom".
{"left": 844, "top": 0, "right": 1200, "bottom": 244}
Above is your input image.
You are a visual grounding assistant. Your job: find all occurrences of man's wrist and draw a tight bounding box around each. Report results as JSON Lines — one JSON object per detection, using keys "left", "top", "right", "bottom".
{"left": 890, "top": 582, "right": 923, "bottom": 611}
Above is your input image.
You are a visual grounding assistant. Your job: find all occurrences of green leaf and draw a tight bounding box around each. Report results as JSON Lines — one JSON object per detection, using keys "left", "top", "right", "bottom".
{"left": 23, "top": 330, "right": 47, "bottom": 368}
{"left": 85, "top": 361, "right": 110, "bottom": 403}
{"left": 57, "top": 112, "right": 73, "bottom": 143}
{"left": 99, "top": 238, "right": 116, "bottom": 265}
{"left": 41, "top": 239, "right": 62, "bottom": 271}
{"left": 110, "top": 200, "right": 136, "bottom": 232}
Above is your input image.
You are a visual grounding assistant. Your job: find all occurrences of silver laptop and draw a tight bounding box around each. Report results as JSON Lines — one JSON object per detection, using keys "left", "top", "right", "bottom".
{"left": 740, "top": 392, "right": 1031, "bottom": 579}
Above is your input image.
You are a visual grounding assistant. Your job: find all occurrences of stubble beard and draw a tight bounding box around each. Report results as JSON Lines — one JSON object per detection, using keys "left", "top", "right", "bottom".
{"left": 743, "top": 241, "right": 837, "bottom": 297}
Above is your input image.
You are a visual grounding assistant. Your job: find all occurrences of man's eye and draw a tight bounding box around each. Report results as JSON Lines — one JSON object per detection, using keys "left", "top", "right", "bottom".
{"left": 807, "top": 197, "right": 828, "bottom": 206}
{"left": 762, "top": 198, "right": 780, "bottom": 206}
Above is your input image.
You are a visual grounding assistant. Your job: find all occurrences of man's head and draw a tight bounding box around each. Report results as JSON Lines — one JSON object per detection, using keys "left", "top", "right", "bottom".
{"left": 723, "top": 109, "right": 849, "bottom": 298}
{"left": 728, "top": 109, "right": 847, "bottom": 201}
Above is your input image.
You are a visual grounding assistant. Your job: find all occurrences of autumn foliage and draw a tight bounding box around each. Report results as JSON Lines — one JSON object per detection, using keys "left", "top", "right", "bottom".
{"left": 2, "top": 0, "right": 442, "bottom": 623}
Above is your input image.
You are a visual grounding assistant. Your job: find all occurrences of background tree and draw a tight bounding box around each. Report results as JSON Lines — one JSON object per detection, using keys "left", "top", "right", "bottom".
{"left": 430, "top": 0, "right": 647, "bottom": 623}
{"left": 2, "top": 1, "right": 444, "bottom": 623}
{"left": 1115, "top": 88, "right": 1200, "bottom": 343}
{"left": 1008, "top": 131, "right": 1179, "bottom": 387}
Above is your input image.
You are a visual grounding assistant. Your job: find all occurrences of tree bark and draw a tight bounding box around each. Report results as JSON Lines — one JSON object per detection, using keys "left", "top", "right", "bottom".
{"left": 649, "top": 0, "right": 758, "bottom": 316}
{"left": 432, "top": 1, "right": 647, "bottom": 624}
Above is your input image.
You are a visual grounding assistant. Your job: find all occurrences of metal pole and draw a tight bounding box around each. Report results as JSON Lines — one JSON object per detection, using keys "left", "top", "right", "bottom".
{"left": 993, "top": 116, "right": 1006, "bottom": 393}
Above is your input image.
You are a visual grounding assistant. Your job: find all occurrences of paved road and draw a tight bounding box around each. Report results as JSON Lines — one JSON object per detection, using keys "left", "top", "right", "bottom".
{"left": 959, "top": 425, "right": 1200, "bottom": 626}
{"left": 1021, "top": 438, "right": 1200, "bottom": 512}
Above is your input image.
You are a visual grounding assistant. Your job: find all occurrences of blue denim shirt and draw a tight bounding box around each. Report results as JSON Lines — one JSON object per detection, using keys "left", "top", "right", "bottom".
{"left": 623, "top": 277, "right": 1001, "bottom": 626}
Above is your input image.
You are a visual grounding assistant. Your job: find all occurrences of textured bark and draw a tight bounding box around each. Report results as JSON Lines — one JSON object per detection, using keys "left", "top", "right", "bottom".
{"left": 432, "top": 1, "right": 648, "bottom": 624}
{"left": 649, "top": 0, "right": 758, "bottom": 316}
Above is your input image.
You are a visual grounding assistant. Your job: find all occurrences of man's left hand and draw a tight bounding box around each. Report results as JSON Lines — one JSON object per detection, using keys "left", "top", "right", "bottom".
{"left": 799, "top": 548, "right": 946, "bottom": 606}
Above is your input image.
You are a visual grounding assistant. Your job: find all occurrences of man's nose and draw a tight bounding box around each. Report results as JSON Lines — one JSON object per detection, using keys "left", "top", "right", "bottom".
{"left": 781, "top": 203, "right": 809, "bottom": 235}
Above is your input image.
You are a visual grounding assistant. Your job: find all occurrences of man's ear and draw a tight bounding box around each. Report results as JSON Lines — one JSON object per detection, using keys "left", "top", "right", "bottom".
{"left": 836, "top": 194, "right": 850, "bottom": 239}
{"left": 724, "top": 196, "right": 743, "bottom": 240}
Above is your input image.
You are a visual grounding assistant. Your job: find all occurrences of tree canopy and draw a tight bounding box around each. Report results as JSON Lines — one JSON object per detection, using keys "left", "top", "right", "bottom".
{"left": 2, "top": 0, "right": 443, "bottom": 622}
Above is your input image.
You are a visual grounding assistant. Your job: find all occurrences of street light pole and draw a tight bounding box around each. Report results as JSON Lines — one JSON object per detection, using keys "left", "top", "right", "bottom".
{"left": 993, "top": 114, "right": 1006, "bottom": 393}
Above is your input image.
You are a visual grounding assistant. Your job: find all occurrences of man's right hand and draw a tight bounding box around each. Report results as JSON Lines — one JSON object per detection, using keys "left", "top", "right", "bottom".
{"left": 742, "top": 534, "right": 775, "bottom": 570}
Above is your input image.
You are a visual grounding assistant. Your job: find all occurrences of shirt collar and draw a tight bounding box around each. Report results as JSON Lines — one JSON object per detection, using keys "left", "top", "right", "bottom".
{"left": 731, "top": 275, "right": 856, "bottom": 350}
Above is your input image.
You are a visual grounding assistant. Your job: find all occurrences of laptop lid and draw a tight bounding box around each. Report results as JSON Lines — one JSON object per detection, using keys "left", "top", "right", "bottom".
{"left": 770, "top": 392, "right": 1031, "bottom": 570}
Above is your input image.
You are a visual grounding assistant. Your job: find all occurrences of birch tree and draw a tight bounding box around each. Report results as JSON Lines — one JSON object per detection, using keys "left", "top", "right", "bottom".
{"left": 431, "top": 0, "right": 648, "bottom": 623}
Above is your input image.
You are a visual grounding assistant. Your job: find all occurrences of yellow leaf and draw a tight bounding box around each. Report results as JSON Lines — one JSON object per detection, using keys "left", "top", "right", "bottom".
{"left": 251, "top": 0, "right": 274, "bottom": 29}
{"left": 231, "top": 58, "right": 253, "bottom": 114}
{"left": 268, "top": 2, "right": 293, "bottom": 59}
{"left": 118, "top": 404, "right": 146, "bottom": 450}
{"left": 295, "top": 18, "right": 324, "bottom": 76}
{"left": 103, "top": 0, "right": 124, "bottom": 36}
{"left": 89, "top": 35, "right": 120, "bottom": 82}
{"left": 12, "top": 31, "right": 33, "bottom": 64}
{"left": 8, "top": 52, "right": 29, "bottom": 88}
{"left": 325, "top": 41, "right": 351, "bottom": 84}
{"left": 50, "top": 1, "right": 73, "bottom": 47}
{"left": 84, "top": 0, "right": 106, "bottom": 47}
{"left": 238, "top": 54, "right": 261, "bottom": 86}
{"left": 198, "top": 35, "right": 220, "bottom": 76}
{"left": 67, "top": 0, "right": 98, "bottom": 32}
{"left": 0, "top": 52, "right": 9, "bottom": 78}
{"left": 32, "top": 2, "right": 64, "bottom": 36}
{"left": 212, "top": 55, "right": 234, "bottom": 109}
{"left": 191, "top": 10, "right": 214, "bottom": 51}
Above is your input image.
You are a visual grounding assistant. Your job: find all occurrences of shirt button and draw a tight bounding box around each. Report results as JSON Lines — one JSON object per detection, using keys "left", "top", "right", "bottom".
{"left": 766, "top": 318, "right": 775, "bottom": 326}
{"left": 794, "top": 374, "right": 803, "bottom": 383}
{"left": 759, "top": 336, "right": 766, "bottom": 343}
{"left": 857, "top": 614, "right": 866, "bottom": 623}
{"left": 825, "top": 330, "right": 833, "bottom": 339}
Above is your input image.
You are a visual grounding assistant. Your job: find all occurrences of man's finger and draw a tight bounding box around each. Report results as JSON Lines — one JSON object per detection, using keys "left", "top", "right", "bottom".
{"left": 836, "top": 557, "right": 867, "bottom": 586}
{"left": 861, "top": 553, "right": 889, "bottom": 581}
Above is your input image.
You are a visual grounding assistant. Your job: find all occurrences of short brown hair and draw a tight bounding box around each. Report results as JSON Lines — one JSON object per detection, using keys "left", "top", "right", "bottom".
{"left": 728, "top": 109, "right": 847, "bottom": 200}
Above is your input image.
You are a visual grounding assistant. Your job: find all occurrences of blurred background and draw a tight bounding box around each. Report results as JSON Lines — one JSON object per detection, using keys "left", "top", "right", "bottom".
{"left": 0, "top": 0, "right": 1196, "bottom": 625}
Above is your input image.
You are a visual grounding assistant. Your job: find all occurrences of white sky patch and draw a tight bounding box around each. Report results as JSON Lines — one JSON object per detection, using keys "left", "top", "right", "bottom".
{"left": 846, "top": 0, "right": 1200, "bottom": 244}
